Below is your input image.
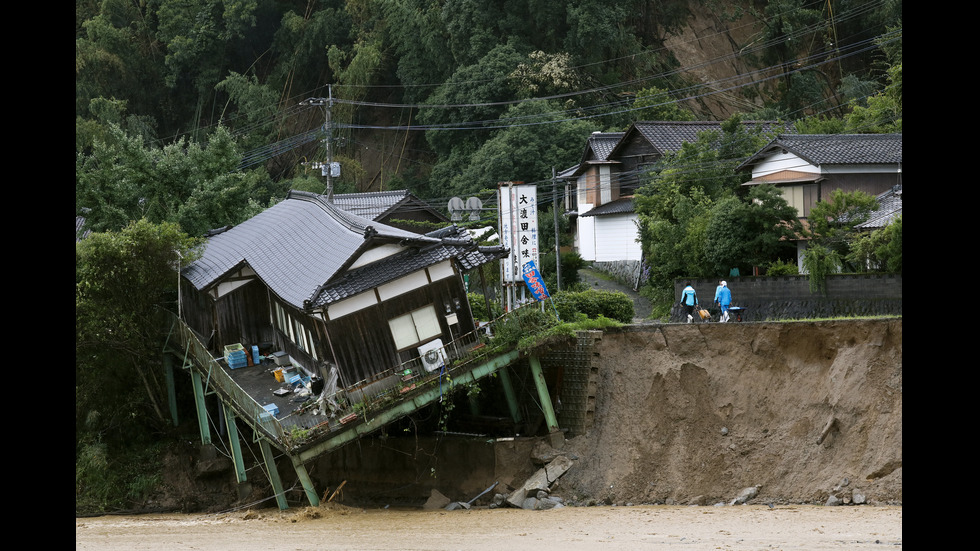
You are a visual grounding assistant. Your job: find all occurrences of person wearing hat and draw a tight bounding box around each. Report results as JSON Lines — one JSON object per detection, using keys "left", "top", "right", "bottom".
{"left": 715, "top": 280, "right": 732, "bottom": 322}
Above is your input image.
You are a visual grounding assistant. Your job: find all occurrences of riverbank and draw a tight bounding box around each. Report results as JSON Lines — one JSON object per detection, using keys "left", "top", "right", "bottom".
{"left": 76, "top": 503, "right": 903, "bottom": 550}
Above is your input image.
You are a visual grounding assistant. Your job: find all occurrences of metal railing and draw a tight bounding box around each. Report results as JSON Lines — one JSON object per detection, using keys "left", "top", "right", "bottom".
{"left": 164, "top": 312, "right": 290, "bottom": 445}
{"left": 165, "top": 305, "right": 535, "bottom": 450}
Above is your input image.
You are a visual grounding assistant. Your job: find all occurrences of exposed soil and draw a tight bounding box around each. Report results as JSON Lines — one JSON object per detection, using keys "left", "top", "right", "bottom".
{"left": 557, "top": 320, "right": 903, "bottom": 507}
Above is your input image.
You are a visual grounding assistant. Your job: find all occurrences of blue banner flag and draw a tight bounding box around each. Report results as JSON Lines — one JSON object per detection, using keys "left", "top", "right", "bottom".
{"left": 521, "top": 261, "right": 551, "bottom": 302}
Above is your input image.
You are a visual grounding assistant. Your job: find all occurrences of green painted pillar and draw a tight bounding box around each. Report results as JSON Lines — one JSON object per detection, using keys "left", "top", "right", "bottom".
{"left": 190, "top": 371, "right": 211, "bottom": 446}
{"left": 528, "top": 355, "right": 559, "bottom": 433}
{"left": 497, "top": 366, "right": 522, "bottom": 423}
{"left": 260, "top": 439, "right": 289, "bottom": 510}
{"left": 164, "top": 354, "right": 178, "bottom": 427}
{"left": 291, "top": 456, "right": 321, "bottom": 507}
{"left": 223, "top": 403, "right": 247, "bottom": 484}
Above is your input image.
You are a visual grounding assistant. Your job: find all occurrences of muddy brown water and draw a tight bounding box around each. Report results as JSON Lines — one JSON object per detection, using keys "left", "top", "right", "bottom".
{"left": 75, "top": 503, "right": 902, "bottom": 550}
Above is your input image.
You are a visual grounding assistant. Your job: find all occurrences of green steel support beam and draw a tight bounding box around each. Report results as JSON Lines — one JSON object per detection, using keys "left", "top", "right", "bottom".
{"left": 528, "top": 355, "right": 559, "bottom": 433}
{"left": 223, "top": 403, "right": 248, "bottom": 484}
{"left": 290, "top": 456, "right": 321, "bottom": 507}
{"left": 164, "top": 354, "right": 179, "bottom": 427}
{"left": 295, "top": 349, "right": 520, "bottom": 464}
{"left": 260, "top": 439, "right": 289, "bottom": 510}
{"left": 190, "top": 371, "right": 212, "bottom": 446}
{"left": 497, "top": 365, "right": 522, "bottom": 423}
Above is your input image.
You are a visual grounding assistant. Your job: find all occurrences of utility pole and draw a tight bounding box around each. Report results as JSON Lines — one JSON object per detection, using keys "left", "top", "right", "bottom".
{"left": 301, "top": 86, "right": 335, "bottom": 202}
{"left": 552, "top": 167, "right": 561, "bottom": 291}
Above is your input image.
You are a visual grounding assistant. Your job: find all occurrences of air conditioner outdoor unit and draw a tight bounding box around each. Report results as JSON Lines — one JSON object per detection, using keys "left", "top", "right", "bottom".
{"left": 418, "top": 339, "right": 447, "bottom": 373}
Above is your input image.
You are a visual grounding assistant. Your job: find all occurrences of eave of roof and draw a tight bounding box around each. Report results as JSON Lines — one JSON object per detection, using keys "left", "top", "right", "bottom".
{"left": 742, "top": 170, "right": 822, "bottom": 186}
{"left": 309, "top": 239, "right": 509, "bottom": 309}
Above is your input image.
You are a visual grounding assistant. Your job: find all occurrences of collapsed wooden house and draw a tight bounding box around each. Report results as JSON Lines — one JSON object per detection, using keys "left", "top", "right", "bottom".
{"left": 179, "top": 190, "right": 508, "bottom": 399}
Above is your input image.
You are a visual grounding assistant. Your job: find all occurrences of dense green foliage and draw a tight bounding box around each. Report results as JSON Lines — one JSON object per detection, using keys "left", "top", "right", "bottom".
{"left": 553, "top": 289, "right": 636, "bottom": 324}
{"left": 486, "top": 299, "right": 625, "bottom": 355}
{"left": 78, "top": 0, "right": 902, "bottom": 238}
{"left": 76, "top": 219, "right": 201, "bottom": 513}
{"left": 800, "top": 189, "right": 901, "bottom": 291}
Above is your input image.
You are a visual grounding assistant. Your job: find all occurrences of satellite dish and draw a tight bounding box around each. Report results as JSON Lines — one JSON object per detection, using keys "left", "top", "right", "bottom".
{"left": 448, "top": 197, "right": 465, "bottom": 222}
{"left": 465, "top": 197, "right": 483, "bottom": 221}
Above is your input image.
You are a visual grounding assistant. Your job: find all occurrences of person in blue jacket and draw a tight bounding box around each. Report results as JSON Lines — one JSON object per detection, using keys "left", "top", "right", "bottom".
{"left": 681, "top": 282, "right": 698, "bottom": 323}
{"left": 715, "top": 280, "right": 732, "bottom": 322}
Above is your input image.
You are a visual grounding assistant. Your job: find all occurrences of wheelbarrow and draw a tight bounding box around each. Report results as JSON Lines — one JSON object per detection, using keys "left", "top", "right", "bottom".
{"left": 728, "top": 306, "right": 746, "bottom": 322}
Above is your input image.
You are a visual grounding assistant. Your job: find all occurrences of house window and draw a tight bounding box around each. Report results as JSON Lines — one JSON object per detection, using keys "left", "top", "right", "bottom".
{"left": 273, "top": 302, "right": 318, "bottom": 359}
{"left": 389, "top": 305, "right": 441, "bottom": 351}
{"left": 292, "top": 317, "right": 306, "bottom": 351}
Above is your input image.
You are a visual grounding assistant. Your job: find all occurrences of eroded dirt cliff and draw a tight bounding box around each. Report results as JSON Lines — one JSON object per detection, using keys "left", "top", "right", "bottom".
{"left": 557, "top": 319, "right": 903, "bottom": 506}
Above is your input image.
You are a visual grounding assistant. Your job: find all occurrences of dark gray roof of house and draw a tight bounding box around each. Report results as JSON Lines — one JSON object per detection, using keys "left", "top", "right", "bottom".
{"left": 580, "top": 196, "right": 635, "bottom": 218}
{"left": 182, "top": 191, "right": 504, "bottom": 310}
{"left": 559, "top": 121, "right": 789, "bottom": 178}
{"left": 739, "top": 134, "right": 903, "bottom": 170}
{"left": 559, "top": 132, "right": 624, "bottom": 178}
{"left": 857, "top": 184, "right": 903, "bottom": 229}
{"left": 622, "top": 120, "right": 791, "bottom": 157}
{"left": 310, "top": 226, "right": 508, "bottom": 308}
{"left": 332, "top": 190, "right": 447, "bottom": 222}
{"left": 585, "top": 132, "right": 625, "bottom": 162}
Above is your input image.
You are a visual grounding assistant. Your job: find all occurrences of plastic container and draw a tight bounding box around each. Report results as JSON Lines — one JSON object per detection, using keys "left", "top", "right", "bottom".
{"left": 224, "top": 343, "right": 248, "bottom": 368}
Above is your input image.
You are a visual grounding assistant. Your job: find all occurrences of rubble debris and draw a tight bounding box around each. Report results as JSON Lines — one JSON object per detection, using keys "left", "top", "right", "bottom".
{"left": 504, "top": 455, "right": 573, "bottom": 509}
{"left": 816, "top": 416, "right": 839, "bottom": 445}
{"left": 423, "top": 489, "right": 451, "bottom": 510}
{"left": 729, "top": 485, "right": 761, "bottom": 505}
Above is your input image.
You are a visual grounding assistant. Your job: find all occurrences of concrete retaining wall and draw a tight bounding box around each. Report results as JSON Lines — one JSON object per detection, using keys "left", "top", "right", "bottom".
{"left": 590, "top": 260, "right": 642, "bottom": 290}
{"left": 672, "top": 274, "right": 902, "bottom": 322}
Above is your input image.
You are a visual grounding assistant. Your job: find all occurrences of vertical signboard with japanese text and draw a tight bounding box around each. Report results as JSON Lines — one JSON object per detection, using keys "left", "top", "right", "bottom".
{"left": 498, "top": 182, "right": 539, "bottom": 283}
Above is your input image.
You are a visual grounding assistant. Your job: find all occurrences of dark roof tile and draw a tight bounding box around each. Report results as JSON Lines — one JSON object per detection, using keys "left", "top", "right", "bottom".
{"left": 740, "top": 134, "right": 902, "bottom": 170}
{"left": 183, "top": 192, "right": 505, "bottom": 310}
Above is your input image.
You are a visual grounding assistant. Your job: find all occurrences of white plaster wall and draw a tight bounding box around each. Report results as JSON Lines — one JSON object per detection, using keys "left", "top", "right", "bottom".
{"left": 594, "top": 215, "right": 641, "bottom": 262}
{"left": 578, "top": 215, "right": 597, "bottom": 261}
{"left": 753, "top": 151, "right": 819, "bottom": 177}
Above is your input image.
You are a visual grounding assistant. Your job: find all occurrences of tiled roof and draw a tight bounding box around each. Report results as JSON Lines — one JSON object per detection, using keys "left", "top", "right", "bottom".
{"left": 559, "top": 132, "right": 625, "bottom": 178}
{"left": 585, "top": 132, "right": 625, "bottom": 162}
{"left": 740, "top": 134, "right": 903, "bottom": 169}
{"left": 182, "top": 191, "right": 504, "bottom": 310}
{"left": 332, "top": 190, "right": 410, "bottom": 219}
{"left": 332, "top": 190, "right": 447, "bottom": 222}
{"left": 76, "top": 216, "right": 91, "bottom": 241}
{"left": 857, "top": 185, "right": 903, "bottom": 229}
{"left": 626, "top": 120, "right": 791, "bottom": 156}
{"left": 580, "top": 196, "right": 635, "bottom": 217}
{"left": 310, "top": 229, "right": 508, "bottom": 308}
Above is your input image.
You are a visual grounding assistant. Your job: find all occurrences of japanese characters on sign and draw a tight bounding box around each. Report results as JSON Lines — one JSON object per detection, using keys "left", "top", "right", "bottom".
{"left": 499, "top": 183, "right": 539, "bottom": 283}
